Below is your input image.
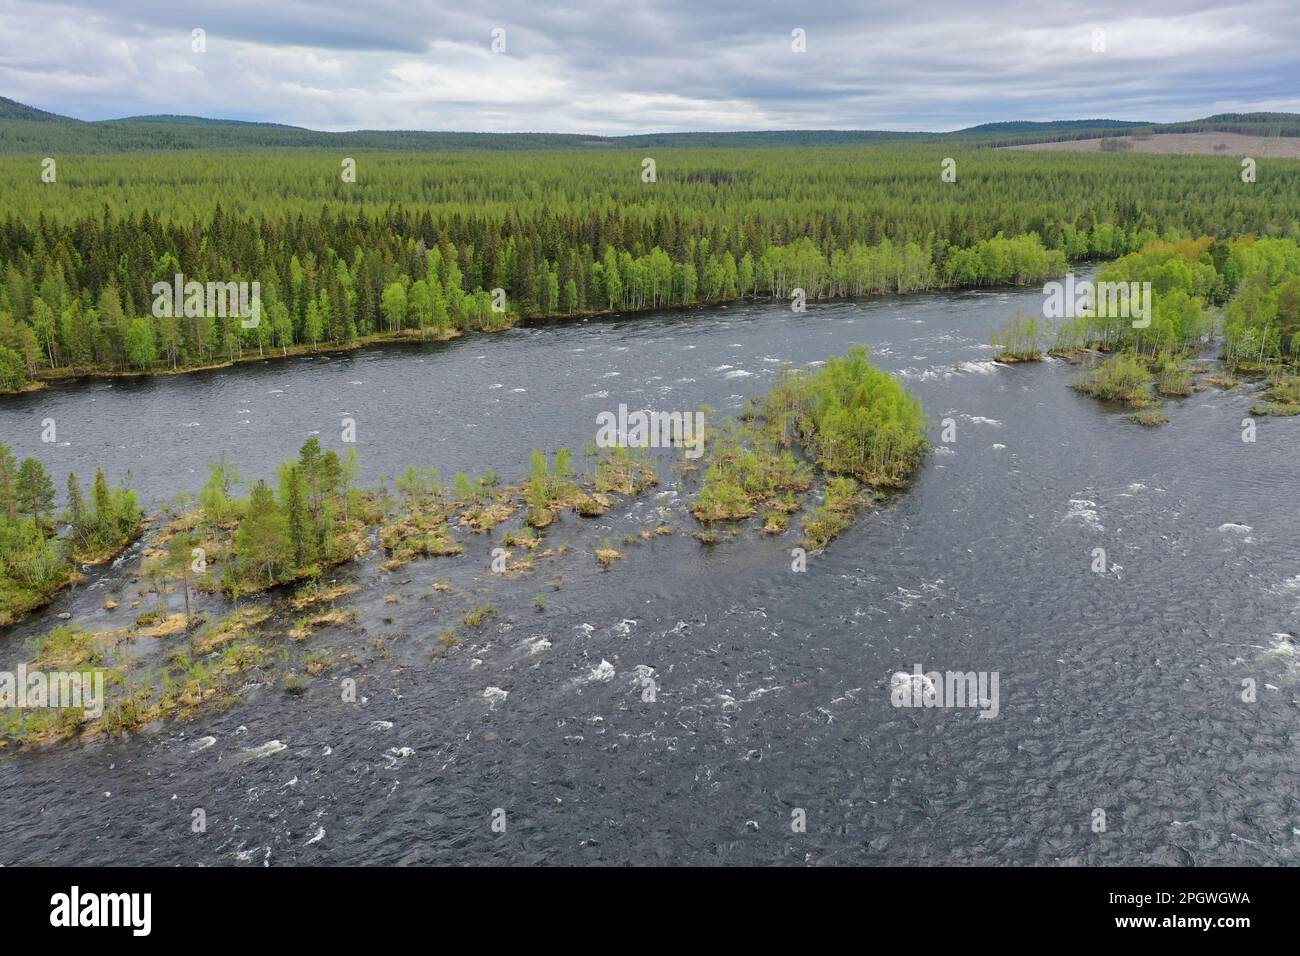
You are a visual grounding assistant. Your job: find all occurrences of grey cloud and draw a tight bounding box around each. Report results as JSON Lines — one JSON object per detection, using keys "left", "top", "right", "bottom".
{"left": 1, "top": 0, "right": 1297, "bottom": 132}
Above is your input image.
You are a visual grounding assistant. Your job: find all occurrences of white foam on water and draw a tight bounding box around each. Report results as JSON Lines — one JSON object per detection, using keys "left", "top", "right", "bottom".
{"left": 1064, "top": 499, "right": 1103, "bottom": 530}
{"left": 382, "top": 747, "right": 415, "bottom": 769}
{"left": 724, "top": 369, "right": 753, "bottom": 379}
{"left": 189, "top": 735, "right": 217, "bottom": 752}
{"left": 482, "top": 686, "right": 509, "bottom": 708}
{"left": 889, "top": 670, "right": 935, "bottom": 696}
{"left": 234, "top": 846, "right": 271, "bottom": 864}
{"left": 243, "top": 740, "right": 286, "bottom": 759}
{"left": 1218, "top": 523, "right": 1252, "bottom": 534}
{"left": 899, "top": 366, "right": 947, "bottom": 381}
{"left": 583, "top": 660, "right": 616, "bottom": 684}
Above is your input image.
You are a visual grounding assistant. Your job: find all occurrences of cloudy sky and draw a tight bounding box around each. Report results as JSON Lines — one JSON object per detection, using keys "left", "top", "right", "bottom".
{"left": 2, "top": 0, "right": 1297, "bottom": 134}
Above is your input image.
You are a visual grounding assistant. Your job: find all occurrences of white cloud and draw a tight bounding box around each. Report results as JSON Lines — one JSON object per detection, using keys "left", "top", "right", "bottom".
{"left": 0, "top": 0, "right": 1297, "bottom": 133}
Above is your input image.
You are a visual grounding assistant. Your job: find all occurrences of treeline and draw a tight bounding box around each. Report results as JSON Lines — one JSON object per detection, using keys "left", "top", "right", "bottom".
{"left": 986, "top": 234, "right": 1300, "bottom": 423}
{"left": 1051, "top": 237, "right": 1221, "bottom": 357}
{"left": 0, "top": 442, "right": 141, "bottom": 625}
{"left": 1217, "top": 238, "right": 1300, "bottom": 365}
{"left": 1, "top": 145, "right": 1297, "bottom": 386}
{"left": 1045, "top": 235, "right": 1300, "bottom": 364}
{"left": 0, "top": 223, "right": 1064, "bottom": 384}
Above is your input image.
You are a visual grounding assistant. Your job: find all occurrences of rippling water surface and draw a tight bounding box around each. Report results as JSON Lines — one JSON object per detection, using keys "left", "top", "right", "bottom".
{"left": 1, "top": 283, "right": 1296, "bottom": 865}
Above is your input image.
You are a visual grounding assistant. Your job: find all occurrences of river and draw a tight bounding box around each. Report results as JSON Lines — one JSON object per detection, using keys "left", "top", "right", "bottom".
{"left": 1, "top": 282, "right": 1296, "bottom": 865}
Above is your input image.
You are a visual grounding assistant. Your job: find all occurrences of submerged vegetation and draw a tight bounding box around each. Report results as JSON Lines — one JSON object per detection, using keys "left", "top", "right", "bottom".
{"left": 0, "top": 342, "right": 929, "bottom": 746}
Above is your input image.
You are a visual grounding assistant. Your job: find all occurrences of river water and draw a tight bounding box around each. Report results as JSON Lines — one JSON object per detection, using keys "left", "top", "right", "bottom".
{"left": 1, "top": 283, "right": 1296, "bottom": 865}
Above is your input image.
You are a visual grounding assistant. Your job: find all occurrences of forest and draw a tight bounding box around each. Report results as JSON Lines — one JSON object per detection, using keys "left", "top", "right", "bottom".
{"left": 0, "top": 442, "right": 141, "bottom": 627}
{"left": 986, "top": 233, "right": 1300, "bottom": 423}
{"left": 2, "top": 143, "right": 1298, "bottom": 389}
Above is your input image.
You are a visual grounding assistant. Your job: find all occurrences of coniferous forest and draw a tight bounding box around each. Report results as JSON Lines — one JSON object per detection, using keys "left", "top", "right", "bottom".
{"left": 1, "top": 145, "right": 1297, "bottom": 389}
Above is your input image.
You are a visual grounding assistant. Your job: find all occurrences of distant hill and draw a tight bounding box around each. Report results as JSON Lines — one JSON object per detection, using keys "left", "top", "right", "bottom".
{"left": 0, "top": 96, "right": 1296, "bottom": 153}
{"left": 0, "top": 96, "right": 73, "bottom": 123}
{"left": 956, "top": 119, "right": 1148, "bottom": 135}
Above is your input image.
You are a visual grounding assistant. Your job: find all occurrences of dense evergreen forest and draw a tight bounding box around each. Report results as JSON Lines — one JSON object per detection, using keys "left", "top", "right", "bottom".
{"left": 2, "top": 143, "right": 1298, "bottom": 389}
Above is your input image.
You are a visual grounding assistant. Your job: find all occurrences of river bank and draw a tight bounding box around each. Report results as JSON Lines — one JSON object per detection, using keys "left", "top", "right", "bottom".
{"left": 1, "top": 274, "right": 1075, "bottom": 398}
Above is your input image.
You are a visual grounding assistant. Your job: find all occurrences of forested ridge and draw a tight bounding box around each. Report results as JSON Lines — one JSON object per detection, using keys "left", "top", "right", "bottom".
{"left": 5, "top": 96, "right": 1300, "bottom": 152}
{"left": 2, "top": 144, "right": 1298, "bottom": 388}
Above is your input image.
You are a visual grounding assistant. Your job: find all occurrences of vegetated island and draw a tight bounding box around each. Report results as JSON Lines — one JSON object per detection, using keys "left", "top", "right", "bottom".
{"left": 0, "top": 344, "right": 926, "bottom": 747}
{"left": 986, "top": 236, "right": 1300, "bottom": 424}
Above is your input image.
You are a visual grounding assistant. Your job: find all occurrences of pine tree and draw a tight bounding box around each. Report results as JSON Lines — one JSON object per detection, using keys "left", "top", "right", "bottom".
{"left": 65, "top": 472, "right": 90, "bottom": 550}
{"left": 165, "top": 531, "right": 198, "bottom": 627}
{"left": 91, "top": 468, "right": 116, "bottom": 546}
{"left": 15, "top": 458, "right": 55, "bottom": 526}
{"left": 232, "top": 480, "right": 288, "bottom": 586}
{"left": 0, "top": 442, "right": 17, "bottom": 523}
{"left": 279, "top": 462, "right": 310, "bottom": 568}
